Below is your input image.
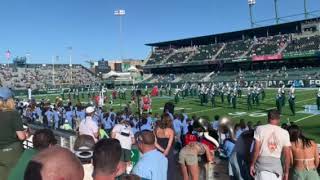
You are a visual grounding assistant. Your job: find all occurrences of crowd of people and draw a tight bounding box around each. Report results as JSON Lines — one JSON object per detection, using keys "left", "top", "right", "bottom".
{"left": 0, "top": 86, "right": 320, "bottom": 180}
{"left": 0, "top": 64, "right": 97, "bottom": 90}
{"left": 145, "top": 32, "right": 320, "bottom": 66}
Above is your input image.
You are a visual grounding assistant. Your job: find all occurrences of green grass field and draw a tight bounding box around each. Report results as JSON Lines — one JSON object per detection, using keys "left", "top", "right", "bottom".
{"left": 21, "top": 89, "right": 320, "bottom": 142}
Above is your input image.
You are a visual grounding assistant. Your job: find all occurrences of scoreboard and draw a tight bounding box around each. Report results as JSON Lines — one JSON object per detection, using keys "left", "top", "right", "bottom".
{"left": 95, "top": 59, "right": 110, "bottom": 74}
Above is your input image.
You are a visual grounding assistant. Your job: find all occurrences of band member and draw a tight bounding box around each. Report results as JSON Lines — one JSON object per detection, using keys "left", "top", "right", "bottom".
{"left": 231, "top": 88, "right": 237, "bottom": 109}
{"left": 87, "top": 89, "right": 91, "bottom": 100}
{"left": 210, "top": 84, "right": 216, "bottom": 108}
{"left": 200, "top": 84, "right": 206, "bottom": 106}
{"left": 75, "top": 89, "right": 80, "bottom": 101}
{"left": 73, "top": 89, "right": 76, "bottom": 100}
{"left": 227, "top": 84, "right": 232, "bottom": 105}
{"left": 255, "top": 84, "right": 260, "bottom": 106}
{"left": 247, "top": 86, "right": 252, "bottom": 110}
{"left": 28, "top": 87, "right": 32, "bottom": 100}
{"left": 276, "top": 87, "right": 282, "bottom": 114}
{"left": 220, "top": 85, "right": 225, "bottom": 104}
{"left": 236, "top": 84, "right": 242, "bottom": 98}
{"left": 81, "top": 88, "right": 85, "bottom": 99}
{"left": 61, "top": 89, "right": 65, "bottom": 100}
{"left": 281, "top": 84, "right": 286, "bottom": 107}
{"left": 251, "top": 85, "right": 256, "bottom": 105}
{"left": 141, "top": 94, "right": 152, "bottom": 113}
{"left": 288, "top": 85, "right": 296, "bottom": 116}
{"left": 260, "top": 84, "right": 266, "bottom": 101}
{"left": 160, "top": 85, "right": 163, "bottom": 96}
{"left": 182, "top": 83, "right": 187, "bottom": 99}
{"left": 112, "top": 89, "right": 117, "bottom": 100}
{"left": 174, "top": 88, "right": 181, "bottom": 104}
{"left": 317, "top": 88, "right": 320, "bottom": 110}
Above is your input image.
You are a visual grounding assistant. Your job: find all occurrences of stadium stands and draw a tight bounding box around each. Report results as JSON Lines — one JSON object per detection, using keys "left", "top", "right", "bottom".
{"left": 192, "top": 44, "right": 223, "bottom": 61}
{"left": 146, "top": 49, "right": 174, "bottom": 65}
{"left": 142, "top": 66, "right": 320, "bottom": 83}
{"left": 284, "top": 34, "right": 320, "bottom": 53}
{"left": 166, "top": 49, "right": 195, "bottom": 64}
{"left": 248, "top": 35, "right": 288, "bottom": 56}
{"left": 0, "top": 64, "right": 97, "bottom": 90}
{"left": 217, "top": 40, "right": 252, "bottom": 59}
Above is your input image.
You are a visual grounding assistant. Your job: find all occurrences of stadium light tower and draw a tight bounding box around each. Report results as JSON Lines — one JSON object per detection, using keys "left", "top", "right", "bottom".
{"left": 26, "top": 52, "right": 31, "bottom": 64}
{"left": 274, "top": 0, "right": 280, "bottom": 24}
{"left": 248, "top": 0, "right": 256, "bottom": 28}
{"left": 114, "top": 9, "right": 126, "bottom": 61}
{"left": 304, "top": 0, "right": 308, "bottom": 19}
{"left": 52, "top": 56, "right": 56, "bottom": 86}
{"left": 5, "top": 50, "right": 11, "bottom": 67}
{"left": 67, "top": 46, "right": 73, "bottom": 84}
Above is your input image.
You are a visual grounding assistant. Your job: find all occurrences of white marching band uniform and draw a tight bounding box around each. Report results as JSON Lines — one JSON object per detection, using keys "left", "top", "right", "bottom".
{"left": 289, "top": 86, "right": 295, "bottom": 98}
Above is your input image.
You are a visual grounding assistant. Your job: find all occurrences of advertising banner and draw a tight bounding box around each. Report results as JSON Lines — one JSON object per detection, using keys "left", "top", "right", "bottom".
{"left": 283, "top": 51, "right": 319, "bottom": 59}
{"left": 231, "top": 58, "right": 251, "bottom": 63}
{"left": 252, "top": 54, "right": 283, "bottom": 61}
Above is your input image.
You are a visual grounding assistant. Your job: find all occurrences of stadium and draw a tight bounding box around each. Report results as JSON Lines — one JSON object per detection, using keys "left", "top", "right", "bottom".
{"left": 1, "top": 0, "right": 320, "bottom": 180}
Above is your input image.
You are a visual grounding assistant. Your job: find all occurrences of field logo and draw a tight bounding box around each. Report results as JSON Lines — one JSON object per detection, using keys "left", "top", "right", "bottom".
{"left": 303, "top": 105, "right": 320, "bottom": 115}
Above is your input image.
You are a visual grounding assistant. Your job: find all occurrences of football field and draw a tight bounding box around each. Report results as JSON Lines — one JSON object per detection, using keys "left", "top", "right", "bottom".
{"left": 23, "top": 88, "right": 320, "bottom": 142}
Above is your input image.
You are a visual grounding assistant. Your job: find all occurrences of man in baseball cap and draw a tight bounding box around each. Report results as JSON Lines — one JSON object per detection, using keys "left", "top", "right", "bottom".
{"left": 79, "top": 106, "right": 99, "bottom": 142}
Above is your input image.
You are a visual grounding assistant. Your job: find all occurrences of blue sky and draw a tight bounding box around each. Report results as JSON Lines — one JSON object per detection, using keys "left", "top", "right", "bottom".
{"left": 0, "top": 0, "right": 319, "bottom": 65}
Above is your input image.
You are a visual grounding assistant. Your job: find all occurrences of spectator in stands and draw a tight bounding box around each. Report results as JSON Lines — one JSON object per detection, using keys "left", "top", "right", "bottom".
{"left": 250, "top": 110, "right": 291, "bottom": 180}
{"left": 74, "top": 135, "right": 96, "bottom": 180}
{"left": 92, "top": 139, "right": 125, "bottom": 180}
{"left": 8, "top": 129, "right": 57, "bottom": 180}
{"left": 288, "top": 125, "right": 319, "bottom": 180}
{"left": 79, "top": 106, "right": 99, "bottom": 142}
{"left": 24, "top": 146, "right": 84, "bottom": 180}
{"left": 132, "top": 130, "right": 168, "bottom": 180}
{"left": 154, "top": 114, "right": 175, "bottom": 180}
{"left": 111, "top": 120, "right": 135, "bottom": 170}
{"left": 0, "top": 87, "right": 28, "bottom": 180}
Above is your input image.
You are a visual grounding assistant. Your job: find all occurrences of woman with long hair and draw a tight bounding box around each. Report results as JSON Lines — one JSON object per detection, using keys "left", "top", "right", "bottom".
{"left": 0, "top": 88, "right": 28, "bottom": 180}
{"left": 154, "top": 113, "right": 175, "bottom": 180}
{"left": 179, "top": 141, "right": 213, "bottom": 180}
{"left": 288, "top": 125, "right": 319, "bottom": 180}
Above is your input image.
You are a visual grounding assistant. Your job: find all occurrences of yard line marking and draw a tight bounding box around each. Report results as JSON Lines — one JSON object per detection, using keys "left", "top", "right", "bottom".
{"left": 294, "top": 114, "right": 318, "bottom": 123}
{"left": 187, "top": 107, "right": 222, "bottom": 115}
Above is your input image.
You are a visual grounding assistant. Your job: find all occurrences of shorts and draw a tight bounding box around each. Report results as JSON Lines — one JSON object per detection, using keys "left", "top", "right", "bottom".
{"left": 291, "top": 169, "right": 320, "bottom": 180}
{"left": 121, "top": 149, "right": 131, "bottom": 162}
{"left": 0, "top": 142, "right": 23, "bottom": 180}
{"left": 178, "top": 149, "right": 198, "bottom": 166}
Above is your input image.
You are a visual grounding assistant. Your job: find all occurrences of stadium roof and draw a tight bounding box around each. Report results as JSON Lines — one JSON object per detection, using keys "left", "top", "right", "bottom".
{"left": 146, "top": 17, "right": 320, "bottom": 48}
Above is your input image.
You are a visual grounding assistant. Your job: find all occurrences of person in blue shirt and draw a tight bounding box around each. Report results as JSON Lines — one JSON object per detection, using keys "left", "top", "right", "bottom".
{"left": 44, "top": 107, "right": 53, "bottom": 128}
{"left": 76, "top": 107, "right": 86, "bottom": 121}
{"left": 53, "top": 108, "right": 60, "bottom": 129}
{"left": 140, "top": 118, "right": 153, "bottom": 131}
{"left": 132, "top": 131, "right": 168, "bottom": 180}
{"left": 102, "top": 113, "right": 114, "bottom": 135}
{"left": 65, "top": 107, "right": 74, "bottom": 127}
